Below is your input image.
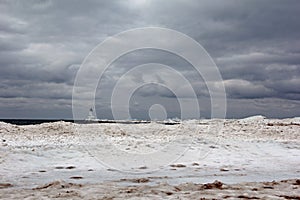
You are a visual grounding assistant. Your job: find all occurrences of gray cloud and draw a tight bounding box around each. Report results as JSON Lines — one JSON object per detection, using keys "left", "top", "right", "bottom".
{"left": 0, "top": 0, "right": 299, "bottom": 119}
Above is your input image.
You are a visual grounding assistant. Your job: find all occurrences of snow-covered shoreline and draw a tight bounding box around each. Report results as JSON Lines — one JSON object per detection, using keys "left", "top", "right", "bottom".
{"left": 0, "top": 116, "right": 299, "bottom": 199}
{"left": 1, "top": 116, "right": 299, "bottom": 147}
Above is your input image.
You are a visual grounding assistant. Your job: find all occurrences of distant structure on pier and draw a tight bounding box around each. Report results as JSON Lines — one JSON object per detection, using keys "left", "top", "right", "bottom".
{"left": 86, "top": 107, "right": 97, "bottom": 121}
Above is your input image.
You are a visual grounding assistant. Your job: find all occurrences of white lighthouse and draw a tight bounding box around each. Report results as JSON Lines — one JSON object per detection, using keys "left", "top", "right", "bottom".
{"left": 86, "top": 107, "right": 97, "bottom": 121}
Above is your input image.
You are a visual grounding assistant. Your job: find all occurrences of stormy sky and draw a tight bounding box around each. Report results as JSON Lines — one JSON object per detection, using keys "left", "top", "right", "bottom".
{"left": 0, "top": 0, "right": 300, "bottom": 119}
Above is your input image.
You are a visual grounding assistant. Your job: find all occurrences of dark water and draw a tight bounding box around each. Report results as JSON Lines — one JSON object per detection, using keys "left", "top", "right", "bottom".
{"left": 0, "top": 119, "right": 75, "bottom": 125}
{"left": 0, "top": 119, "right": 178, "bottom": 126}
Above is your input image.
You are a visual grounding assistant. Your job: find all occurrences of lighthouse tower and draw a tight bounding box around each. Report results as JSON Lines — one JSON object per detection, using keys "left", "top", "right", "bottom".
{"left": 86, "top": 107, "right": 96, "bottom": 121}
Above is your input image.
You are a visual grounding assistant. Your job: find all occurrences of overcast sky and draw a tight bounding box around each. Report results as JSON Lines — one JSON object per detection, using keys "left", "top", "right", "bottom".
{"left": 0, "top": 0, "right": 299, "bottom": 119}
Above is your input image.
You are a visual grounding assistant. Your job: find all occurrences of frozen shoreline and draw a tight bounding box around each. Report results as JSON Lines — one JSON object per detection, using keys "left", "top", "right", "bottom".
{"left": 0, "top": 116, "right": 299, "bottom": 199}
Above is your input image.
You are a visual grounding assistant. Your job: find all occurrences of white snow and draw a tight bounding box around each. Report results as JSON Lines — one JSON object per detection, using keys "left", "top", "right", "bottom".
{"left": 0, "top": 117, "right": 299, "bottom": 188}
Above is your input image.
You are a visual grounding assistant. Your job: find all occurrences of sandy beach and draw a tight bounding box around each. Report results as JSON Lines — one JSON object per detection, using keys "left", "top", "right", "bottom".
{"left": 0, "top": 116, "right": 299, "bottom": 199}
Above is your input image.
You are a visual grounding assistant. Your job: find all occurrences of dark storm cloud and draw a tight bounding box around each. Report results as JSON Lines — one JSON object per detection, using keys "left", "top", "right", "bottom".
{"left": 0, "top": 0, "right": 299, "bottom": 118}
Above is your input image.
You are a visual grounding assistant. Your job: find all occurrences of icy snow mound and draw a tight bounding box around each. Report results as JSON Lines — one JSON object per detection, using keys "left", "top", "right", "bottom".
{"left": 35, "top": 121, "right": 74, "bottom": 130}
{"left": 0, "top": 122, "right": 19, "bottom": 132}
{"left": 241, "top": 115, "right": 266, "bottom": 121}
{"left": 291, "top": 117, "right": 300, "bottom": 124}
{"left": 0, "top": 121, "right": 13, "bottom": 129}
{"left": 239, "top": 115, "right": 266, "bottom": 123}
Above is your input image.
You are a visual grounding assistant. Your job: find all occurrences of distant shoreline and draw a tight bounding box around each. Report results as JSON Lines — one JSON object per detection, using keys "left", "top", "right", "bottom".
{"left": 0, "top": 119, "right": 75, "bottom": 125}
{"left": 0, "top": 115, "right": 299, "bottom": 125}
{"left": 0, "top": 119, "right": 178, "bottom": 125}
